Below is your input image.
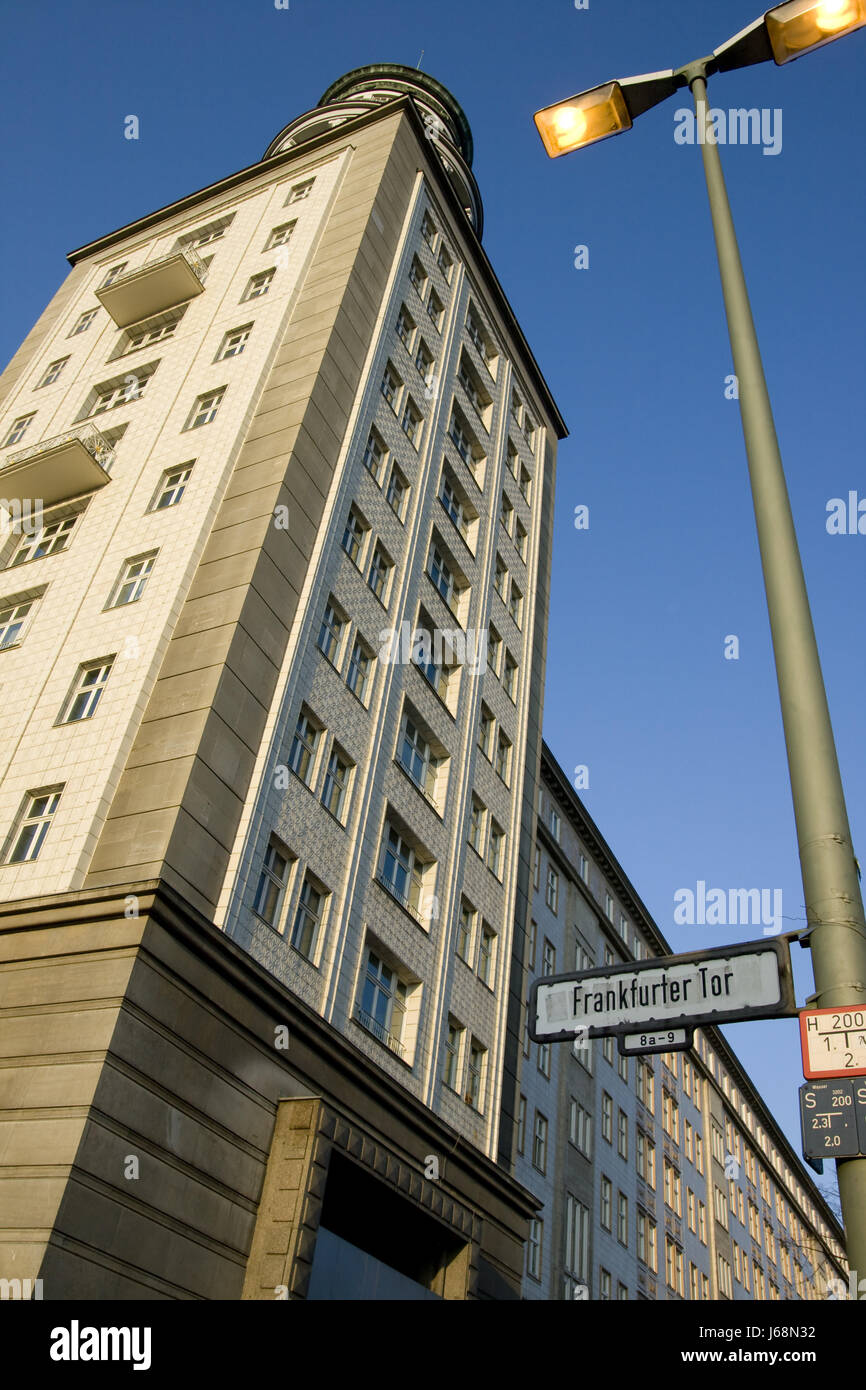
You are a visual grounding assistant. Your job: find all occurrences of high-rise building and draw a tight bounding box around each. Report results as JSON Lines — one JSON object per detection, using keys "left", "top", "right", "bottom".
{"left": 0, "top": 66, "right": 566, "bottom": 1300}
{"left": 517, "top": 742, "right": 848, "bottom": 1301}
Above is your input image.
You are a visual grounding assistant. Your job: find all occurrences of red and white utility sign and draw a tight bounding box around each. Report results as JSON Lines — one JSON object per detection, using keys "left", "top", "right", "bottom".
{"left": 800, "top": 1006, "right": 866, "bottom": 1079}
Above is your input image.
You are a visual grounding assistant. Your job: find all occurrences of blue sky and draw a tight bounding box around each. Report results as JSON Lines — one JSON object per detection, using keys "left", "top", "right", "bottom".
{"left": 2, "top": 0, "right": 864, "bottom": 1192}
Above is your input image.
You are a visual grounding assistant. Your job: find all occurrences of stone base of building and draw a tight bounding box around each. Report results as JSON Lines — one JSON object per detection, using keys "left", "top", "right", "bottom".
{"left": 0, "top": 881, "right": 534, "bottom": 1300}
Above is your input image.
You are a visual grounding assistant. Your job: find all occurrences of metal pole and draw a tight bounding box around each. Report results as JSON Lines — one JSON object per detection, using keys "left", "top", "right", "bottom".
{"left": 689, "top": 72, "right": 866, "bottom": 1285}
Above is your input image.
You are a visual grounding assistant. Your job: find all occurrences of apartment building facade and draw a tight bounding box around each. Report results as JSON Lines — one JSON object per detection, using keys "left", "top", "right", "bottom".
{"left": 0, "top": 65, "right": 565, "bottom": 1299}
{"left": 516, "top": 742, "right": 847, "bottom": 1301}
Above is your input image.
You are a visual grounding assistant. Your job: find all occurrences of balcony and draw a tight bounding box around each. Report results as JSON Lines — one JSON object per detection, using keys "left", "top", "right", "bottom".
{"left": 354, "top": 1007, "right": 406, "bottom": 1060}
{"left": 96, "top": 245, "right": 207, "bottom": 328}
{"left": 0, "top": 424, "right": 114, "bottom": 508}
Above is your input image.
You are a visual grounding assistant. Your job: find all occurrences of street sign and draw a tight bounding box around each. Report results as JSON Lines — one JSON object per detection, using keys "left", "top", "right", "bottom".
{"left": 529, "top": 937, "right": 796, "bottom": 1043}
{"left": 799, "top": 1078, "right": 866, "bottom": 1160}
{"left": 619, "top": 1028, "right": 693, "bottom": 1056}
{"left": 800, "top": 1006, "right": 866, "bottom": 1079}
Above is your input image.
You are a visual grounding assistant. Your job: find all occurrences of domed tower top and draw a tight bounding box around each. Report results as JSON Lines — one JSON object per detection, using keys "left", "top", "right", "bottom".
{"left": 262, "top": 63, "right": 483, "bottom": 236}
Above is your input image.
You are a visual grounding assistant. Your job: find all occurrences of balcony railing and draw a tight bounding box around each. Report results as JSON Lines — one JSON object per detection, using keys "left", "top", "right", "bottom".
{"left": 375, "top": 869, "right": 426, "bottom": 927}
{"left": 354, "top": 1007, "right": 405, "bottom": 1060}
{"left": 1, "top": 423, "right": 114, "bottom": 508}
{"left": 96, "top": 244, "right": 208, "bottom": 328}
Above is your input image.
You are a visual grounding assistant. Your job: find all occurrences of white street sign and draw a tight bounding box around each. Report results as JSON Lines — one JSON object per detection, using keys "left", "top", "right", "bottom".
{"left": 800, "top": 1006, "right": 866, "bottom": 1079}
{"left": 620, "top": 1028, "right": 691, "bottom": 1056}
{"left": 529, "top": 938, "right": 795, "bottom": 1042}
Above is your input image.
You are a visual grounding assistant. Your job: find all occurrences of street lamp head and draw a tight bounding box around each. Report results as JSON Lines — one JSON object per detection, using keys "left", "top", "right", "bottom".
{"left": 765, "top": 0, "right": 866, "bottom": 63}
{"left": 534, "top": 81, "right": 632, "bottom": 157}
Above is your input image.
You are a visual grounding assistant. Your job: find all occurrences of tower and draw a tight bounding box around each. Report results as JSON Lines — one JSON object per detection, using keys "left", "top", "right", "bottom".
{"left": 0, "top": 65, "right": 565, "bottom": 1299}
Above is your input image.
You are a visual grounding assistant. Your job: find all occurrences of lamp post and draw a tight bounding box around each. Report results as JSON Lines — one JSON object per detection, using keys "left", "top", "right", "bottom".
{"left": 535, "top": 0, "right": 866, "bottom": 1281}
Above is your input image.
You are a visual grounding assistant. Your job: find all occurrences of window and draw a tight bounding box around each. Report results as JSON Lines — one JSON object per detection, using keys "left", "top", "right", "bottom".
{"left": 428, "top": 543, "right": 455, "bottom": 609}
{"left": 437, "top": 243, "right": 452, "bottom": 280}
{"left": 4, "top": 415, "right": 35, "bottom": 447}
{"left": 152, "top": 463, "right": 193, "bottom": 510}
{"left": 395, "top": 305, "right": 415, "bottom": 348}
{"left": 499, "top": 491, "right": 513, "bottom": 535}
{"left": 578, "top": 852, "right": 589, "bottom": 884}
{"left": 291, "top": 876, "right": 325, "bottom": 959}
{"left": 637, "top": 1130, "right": 655, "bottom": 1188}
{"left": 698, "top": 1201, "right": 707, "bottom": 1244}
{"left": 289, "top": 708, "right": 320, "bottom": 785}
{"left": 317, "top": 599, "right": 344, "bottom": 664}
{"left": 322, "top": 745, "right": 352, "bottom": 821}
{"left": 508, "top": 582, "right": 523, "bottom": 627}
{"left": 602, "top": 1092, "right": 613, "bottom": 1143}
{"left": 443, "top": 1018, "right": 463, "bottom": 1090}
{"left": 717, "top": 1254, "right": 733, "bottom": 1300}
{"left": 488, "top": 821, "right": 504, "bottom": 878}
{"left": 265, "top": 220, "right": 297, "bottom": 249}
{"left": 545, "top": 865, "right": 558, "bottom": 913}
{"left": 690, "top": 1262, "right": 700, "bottom": 1301}
{"left": 638, "top": 1211, "right": 657, "bottom": 1271}
{"left": 571, "top": 1102, "right": 592, "bottom": 1157}
{"left": 503, "top": 653, "right": 518, "bottom": 701}
{"left": 600, "top": 1176, "right": 612, "bottom": 1229}
{"left": 341, "top": 506, "right": 368, "bottom": 566}
{"left": 243, "top": 269, "right": 275, "bottom": 302}
{"left": 415, "top": 338, "right": 435, "bottom": 387}
{"left": 537, "top": 1041, "right": 550, "bottom": 1078}
{"left": 617, "top": 1110, "right": 628, "bottom": 1160}
{"left": 599, "top": 1269, "right": 611, "bottom": 1301}
{"left": 687, "top": 1189, "right": 696, "bottom": 1233}
{"left": 695, "top": 1133, "right": 704, "bottom": 1174}
{"left": 618, "top": 912, "right": 629, "bottom": 942}
{"left": 712, "top": 1123, "right": 725, "bottom": 1166}
{"left": 420, "top": 211, "right": 436, "bottom": 248}
{"left": 605, "top": 891, "right": 614, "bottom": 921}
{"left": 468, "top": 797, "right": 485, "bottom": 854}
{"left": 108, "top": 552, "right": 156, "bottom": 607}
{"left": 494, "top": 730, "right": 511, "bottom": 784}
{"left": 9, "top": 514, "right": 77, "bottom": 568}
{"left": 458, "top": 357, "right": 486, "bottom": 417}
{"left": 426, "top": 289, "right": 444, "bottom": 330}
{"left": 85, "top": 364, "right": 155, "bottom": 417}
{"left": 528, "top": 918, "right": 537, "bottom": 971}
{"left": 363, "top": 429, "right": 386, "bottom": 481}
{"left": 187, "top": 387, "right": 225, "bottom": 428}
{"left": 527, "top": 1218, "right": 542, "bottom": 1281}
{"left": 379, "top": 823, "right": 427, "bottom": 919}
{"left": 385, "top": 464, "right": 408, "bottom": 518}
{"left": 478, "top": 924, "right": 496, "bottom": 987}
{"left": 285, "top": 178, "right": 314, "bottom": 204}
{"left": 457, "top": 900, "right": 475, "bottom": 962}
{"left": 70, "top": 308, "right": 98, "bottom": 336}
{"left": 517, "top": 1094, "right": 527, "bottom": 1153}
{"left": 218, "top": 323, "right": 252, "bottom": 359}
{"left": 542, "top": 939, "right": 555, "bottom": 976}
{"left": 367, "top": 543, "right": 392, "bottom": 603}
{"left": 0, "top": 595, "right": 39, "bottom": 650}
{"left": 617, "top": 1192, "right": 629, "bottom": 1246}
{"left": 466, "top": 1038, "right": 486, "bottom": 1110}
{"left": 532, "top": 1112, "right": 548, "bottom": 1173}
{"left": 520, "top": 465, "right": 533, "bottom": 503}
{"left": 663, "top": 1161, "right": 682, "bottom": 1216}
{"left": 409, "top": 256, "right": 427, "bottom": 295}
{"left": 380, "top": 361, "right": 400, "bottom": 409}
{"left": 666, "top": 1238, "right": 684, "bottom": 1296}
{"left": 398, "top": 711, "right": 439, "bottom": 805}
{"left": 466, "top": 307, "right": 492, "bottom": 367}
{"left": 533, "top": 843, "right": 540, "bottom": 890}
{"left": 60, "top": 657, "right": 114, "bottom": 723}
{"left": 510, "top": 391, "right": 522, "bottom": 426}
{"left": 36, "top": 358, "right": 69, "bottom": 388}
{"left": 448, "top": 411, "right": 474, "bottom": 465}
{"left": 515, "top": 519, "right": 528, "bottom": 562}
{"left": 478, "top": 704, "right": 494, "bottom": 759}
{"left": 252, "top": 838, "right": 290, "bottom": 926}
{"left": 358, "top": 948, "right": 408, "bottom": 1055}
{"left": 5, "top": 787, "right": 63, "bottom": 863}
{"left": 564, "top": 1195, "right": 589, "bottom": 1296}
{"left": 663, "top": 1091, "right": 680, "bottom": 1144}
{"left": 714, "top": 1186, "right": 729, "bottom": 1231}
{"left": 618, "top": 1052, "right": 629, "bottom": 1083}
{"left": 100, "top": 262, "right": 128, "bottom": 288}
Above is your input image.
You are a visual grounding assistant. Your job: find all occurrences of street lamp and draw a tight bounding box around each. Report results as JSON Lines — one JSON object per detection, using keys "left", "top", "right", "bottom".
{"left": 535, "top": 6, "right": 866, "bottom": 1279}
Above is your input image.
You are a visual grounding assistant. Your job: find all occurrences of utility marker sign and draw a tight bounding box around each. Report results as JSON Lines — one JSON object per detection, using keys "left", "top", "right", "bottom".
{"left": 800, "top": 1006, "right": 866, "bottom": 1079}
{"left": 529, "top": 938, "right": 795, "bottom": 1043}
